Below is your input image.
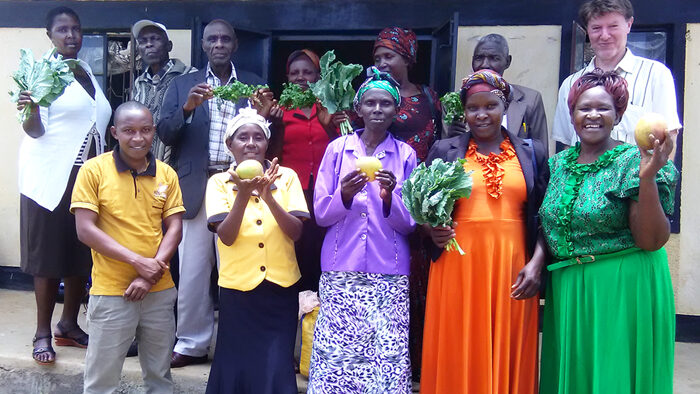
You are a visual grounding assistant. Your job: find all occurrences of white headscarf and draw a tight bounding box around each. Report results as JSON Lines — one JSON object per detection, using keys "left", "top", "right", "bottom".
{"left": 224, "top": 107, "right": 272, "bottom": 145}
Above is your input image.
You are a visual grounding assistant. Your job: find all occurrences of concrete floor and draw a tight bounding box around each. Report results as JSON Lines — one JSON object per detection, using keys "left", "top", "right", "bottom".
{"left": 0, "top": 288, "right": 698, "bottom": 393}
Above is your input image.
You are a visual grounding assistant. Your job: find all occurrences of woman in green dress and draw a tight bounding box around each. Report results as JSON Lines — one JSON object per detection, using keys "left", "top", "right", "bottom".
{"left": 539, "top": 69, "right": 678, "bottom": 394}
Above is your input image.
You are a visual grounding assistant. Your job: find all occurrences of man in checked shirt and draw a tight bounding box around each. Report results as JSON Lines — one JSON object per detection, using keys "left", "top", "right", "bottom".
{"left": 158, "top": 19, "right": 275, "bottom": 368}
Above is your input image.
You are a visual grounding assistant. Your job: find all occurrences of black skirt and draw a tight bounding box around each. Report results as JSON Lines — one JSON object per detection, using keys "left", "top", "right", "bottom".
{"left": 20, "top": 165, "right": 92, "bottom": 278}
{"left": 206, "top": 280, "right": 299, "bottom": 394}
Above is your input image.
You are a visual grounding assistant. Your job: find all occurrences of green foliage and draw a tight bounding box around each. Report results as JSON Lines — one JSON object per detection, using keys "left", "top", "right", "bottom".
{"left": 308, "top": 50, "right": 362, "bottom": 115}
{"left": 279, "top": 82, "right": 317, "bottom": 109}
{"left": 212, "top": 80, "right": 268, "bottom": 102}
{"left": 402, "top": 158, "right": 474, "bottom": 254}
{"left": 440, "top": 92, "right": 463, "bottom": 124}
{"left": 9, "top": 48, "right": 77, "bottom": 123}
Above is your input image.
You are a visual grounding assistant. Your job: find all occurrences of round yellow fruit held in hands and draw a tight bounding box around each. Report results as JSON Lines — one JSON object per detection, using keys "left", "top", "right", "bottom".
{"left": 635, "top": 113, "right": 667, "bottom": 150}
{"left": 236, "top": 159, "right": 264, "bottom": 179}
{"left": 356, "top": 156, "right": 382, "bottom": 181}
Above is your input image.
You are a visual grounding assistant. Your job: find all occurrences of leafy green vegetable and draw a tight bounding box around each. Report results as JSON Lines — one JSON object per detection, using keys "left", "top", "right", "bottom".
{"left": 9, "top": 48, "right": 77, "bottom": 123}
{"left": 212, "top": 80, "right": 268, "bottom": 108}
{"left": 440, "top": 92, "right": 463, "bottom": 124}
{"left": 402, "top": 158, "right": 474, "bottom": 255}
{"left": 279, "top": 82, "right": 317, "bottom": 110}
{"left": 309, "top": 50, "right": 363, "bottom": 135}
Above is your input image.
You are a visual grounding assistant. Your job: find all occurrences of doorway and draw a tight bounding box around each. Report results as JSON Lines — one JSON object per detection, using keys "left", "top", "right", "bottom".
{"left": 269, "top": 34, "right": 434, "bottom": 97}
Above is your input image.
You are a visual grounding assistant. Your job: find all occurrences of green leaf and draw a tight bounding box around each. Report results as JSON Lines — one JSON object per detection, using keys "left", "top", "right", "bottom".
{"left": 309, "top": 50, "right": 362, "bottom": 114}
{"left": 212, "top": 80, "right": 268, "bottom": 103}
{"left": 9, "top": 48, "right": 76, "bottom": 123}
{"left": 279, "top": 82, "right": 317, "bottom": 109}
{"left": 440, "top": 92, "right": 463, "bottom": 124}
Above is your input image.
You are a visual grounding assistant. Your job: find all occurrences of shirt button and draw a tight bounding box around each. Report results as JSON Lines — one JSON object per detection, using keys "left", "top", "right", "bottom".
{"left": 258, "top": 242, "right": 264, "bottom": 248}
{"left": 360, "top": 234, "right": 367, "bottom": 240}
{"left": 256, "top": 219, "right": 262, "bottom": 225}
{"left": 255, "top": 198, "right": 260, "bottom": 203}
{"left": 361, "top": 212, "right": 367, "bottom": 218}
{"left": 260, "top": 266, "right": 266, "bottom": 272}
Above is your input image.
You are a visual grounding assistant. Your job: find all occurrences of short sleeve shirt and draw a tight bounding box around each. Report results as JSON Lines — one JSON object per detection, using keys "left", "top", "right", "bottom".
{"left": 206, "top": 165, "right": 309, "bottom": 291}
{"left": 552, "top": 49, "right": 682, "bottom": 146}
{"left": 70, "top": 148, "right": 185, "bottom": 296}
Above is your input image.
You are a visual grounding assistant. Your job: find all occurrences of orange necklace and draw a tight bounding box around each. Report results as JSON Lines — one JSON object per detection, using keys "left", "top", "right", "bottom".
{"left": 467, "top": 137, "right": 516, "bottom": 199}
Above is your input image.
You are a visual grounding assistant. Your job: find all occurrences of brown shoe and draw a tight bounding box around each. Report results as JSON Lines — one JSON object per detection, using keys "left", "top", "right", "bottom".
{"left": 170, "top": 351, "right": 208, "bottom": 368}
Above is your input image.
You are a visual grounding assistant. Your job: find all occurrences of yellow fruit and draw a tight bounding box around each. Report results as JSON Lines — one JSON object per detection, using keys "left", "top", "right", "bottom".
{"left": 634, "top": 113, "right": 667, "bottom": 150}
{"left": 356, "top": 156, "right": 382, "bottom": 181}
{"left": 236, "top": 159, "right": 264, "bottom": 179}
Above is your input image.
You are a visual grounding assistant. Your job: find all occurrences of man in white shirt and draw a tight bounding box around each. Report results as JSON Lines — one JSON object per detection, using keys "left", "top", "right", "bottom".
{"left": 552, "top": 0, "right": 682, "bottom": 148}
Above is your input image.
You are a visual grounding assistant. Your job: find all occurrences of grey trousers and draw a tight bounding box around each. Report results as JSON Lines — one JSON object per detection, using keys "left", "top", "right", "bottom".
{"left": 83, "top": 287, "right": 177, "bottom": 394}
{"left": 173, "top": 203, "right": 218, "bottom": 357}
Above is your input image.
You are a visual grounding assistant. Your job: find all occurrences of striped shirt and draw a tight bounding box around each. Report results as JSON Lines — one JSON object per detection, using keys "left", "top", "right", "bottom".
{"left": 206, "top": 62, "right": 238, "bottom": 168}
{"left": 73, "top": 124, "right": 103, "bottom": 165}
{"left": 552, "top": 49, "right": 682, "bottom": 146}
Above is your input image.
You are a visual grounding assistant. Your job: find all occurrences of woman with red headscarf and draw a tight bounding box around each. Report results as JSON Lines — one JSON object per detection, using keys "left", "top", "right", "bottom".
{"left": 268, "top": 49, "right": 346, "bottom": 291}
{"left": 420, "top": 69, "right": 549, "bottom": 394}
{"left": 539, "top": 69, "right": 677, "bottom": 394}
{"left": 370, "top": 27, "right": 442, "bottom": 163}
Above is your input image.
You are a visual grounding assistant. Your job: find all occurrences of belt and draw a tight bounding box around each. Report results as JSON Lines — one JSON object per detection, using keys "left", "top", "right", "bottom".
{"left": 547, "top": 247, "right": 641, "bottom": 271}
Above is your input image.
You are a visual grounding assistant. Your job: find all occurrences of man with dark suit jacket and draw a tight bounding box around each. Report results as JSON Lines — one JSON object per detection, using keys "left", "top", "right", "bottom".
{"left": 158, "top": 19, "right": 267, "bottom": 368}
{"left": 471, "top": 34, "right": 549, "bottom": 155}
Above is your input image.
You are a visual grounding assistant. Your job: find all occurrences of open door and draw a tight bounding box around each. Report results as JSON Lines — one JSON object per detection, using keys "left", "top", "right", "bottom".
{"left": 191, "top": 18, "right": 271, "bottom": 82}
{"left": 430, "top": 12, "right": 459, "bottom": 96}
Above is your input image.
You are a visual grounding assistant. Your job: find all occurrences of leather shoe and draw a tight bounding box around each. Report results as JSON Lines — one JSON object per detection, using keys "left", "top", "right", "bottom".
{"left": 170, "top": 351, "right": 208, "bottom": 368}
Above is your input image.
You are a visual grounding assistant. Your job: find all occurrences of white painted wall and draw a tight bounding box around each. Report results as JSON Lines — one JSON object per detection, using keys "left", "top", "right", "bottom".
{"left": 455, "top": 25, "right": 562, "bottom": 154}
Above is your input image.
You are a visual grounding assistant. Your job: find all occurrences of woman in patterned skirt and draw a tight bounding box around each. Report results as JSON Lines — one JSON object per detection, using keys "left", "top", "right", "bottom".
{"left": 539, "top": 70, "right": 677, "bottom": 393}
{"left": 308, "top": 67, "right": 417, "bottom": 393}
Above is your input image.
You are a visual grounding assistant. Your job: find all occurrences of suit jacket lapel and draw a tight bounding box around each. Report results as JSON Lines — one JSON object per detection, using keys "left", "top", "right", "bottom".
{"left": 509, "top": 131, "right": 535, "bottom": 195}
{"left": 507, "top": 87, "right": 527, "bottom": 137}
{"left": 446, "top": 133, "right": 470, "bottom": 162}
{"left": 193, "top": 69, "right": 210, "bottom": 119}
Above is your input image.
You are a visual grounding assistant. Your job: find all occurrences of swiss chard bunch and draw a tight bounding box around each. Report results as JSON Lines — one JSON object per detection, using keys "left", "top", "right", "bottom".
{"left": 9, "top": 48, "right": 77, "bottom": 123}
{"left": 309, "top": 50, "right": 363, "bottom": 135}
{"left": 279, "top": 82, "right": 317, "bottom": 110}
{"left": 401, "top": 158, "right": 474, "bottom": 255}
{"left": 212, "top": 80, "right": 268, "bottom": 109}
{"left": 440, "top": 92, "right": 464, "bottom": 124}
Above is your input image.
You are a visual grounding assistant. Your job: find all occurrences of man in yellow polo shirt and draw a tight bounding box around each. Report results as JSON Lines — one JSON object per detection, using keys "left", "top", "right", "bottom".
{"left": 71, "top": 101, "right": 185, "bottom": 394}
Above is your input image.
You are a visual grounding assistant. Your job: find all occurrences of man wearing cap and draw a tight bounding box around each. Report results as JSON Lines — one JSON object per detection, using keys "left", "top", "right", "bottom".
{"left": 552, "top": 0, "right": 682, "bottom": 148}
{"left": 132, "top": 19, "right": 195, "bottom": 164}
{"left": 158, "top": 19, "right": 270, "bottom": 368}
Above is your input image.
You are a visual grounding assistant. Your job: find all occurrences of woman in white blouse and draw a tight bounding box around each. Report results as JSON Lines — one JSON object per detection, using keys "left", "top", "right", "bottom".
{"left": 16, "top": 6, "right": 111, "bottom": 365}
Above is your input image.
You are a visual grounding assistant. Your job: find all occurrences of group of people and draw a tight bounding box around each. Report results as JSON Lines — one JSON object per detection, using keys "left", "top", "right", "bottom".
{"left": 15, "top": 0, "right": 681, "bottom": 393}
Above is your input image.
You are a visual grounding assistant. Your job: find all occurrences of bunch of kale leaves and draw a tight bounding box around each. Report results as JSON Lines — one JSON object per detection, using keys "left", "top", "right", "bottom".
{"left": 402, "top": 158, "right": 474, "bottom": 255}
{"left": 9, "top": 48, "right": 77, "bottom": 123}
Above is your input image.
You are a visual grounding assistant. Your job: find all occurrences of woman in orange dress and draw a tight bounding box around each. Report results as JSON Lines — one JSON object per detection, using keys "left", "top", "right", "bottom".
{"left": 420, "top": 69, "right": 549, "bottom": 394}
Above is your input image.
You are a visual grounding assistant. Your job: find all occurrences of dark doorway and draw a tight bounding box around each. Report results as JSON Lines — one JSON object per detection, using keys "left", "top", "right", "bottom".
{"left": 269, "top": 34, "right": 433, "bottom": 96}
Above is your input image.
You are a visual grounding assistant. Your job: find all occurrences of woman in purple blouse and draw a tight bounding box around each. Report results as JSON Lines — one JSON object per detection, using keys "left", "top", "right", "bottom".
{"left": 307, "top": 68, "right": 417, "bottom": 393}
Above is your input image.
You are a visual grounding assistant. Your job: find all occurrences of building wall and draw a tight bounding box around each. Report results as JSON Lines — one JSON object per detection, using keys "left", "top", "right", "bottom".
{"left": 678, "top": 23, "right": 700, "bottom": 315}
{"left": 455, "top": 25, "right": 561, "bottom": 155}
{"left": 0, "top": 28, "right": 191, "bottom": 268}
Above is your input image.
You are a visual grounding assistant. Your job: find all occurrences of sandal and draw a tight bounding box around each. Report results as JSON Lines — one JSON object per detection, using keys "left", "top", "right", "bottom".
{"left": 54, "top": 322, "right": 89, "bottom": 349}
{"left": 32, "top": 335, "right": 56, "bottom": 365}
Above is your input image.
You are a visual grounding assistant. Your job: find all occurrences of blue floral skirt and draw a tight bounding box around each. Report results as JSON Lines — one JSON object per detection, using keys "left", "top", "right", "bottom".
{"left": 307, "top": 271, "right": 412, "bottom": 394}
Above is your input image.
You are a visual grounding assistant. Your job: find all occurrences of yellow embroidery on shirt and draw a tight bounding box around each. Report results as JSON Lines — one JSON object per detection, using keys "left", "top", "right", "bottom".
{"left": 154, "top": 183, "right": 168, "bottom": 199}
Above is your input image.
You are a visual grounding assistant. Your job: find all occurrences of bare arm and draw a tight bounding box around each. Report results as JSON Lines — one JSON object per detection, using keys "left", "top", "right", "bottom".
{"left": 154, "top": 212, "right": 183, "bottom": 263}
{"left": 629, "top": 131, "right": 677, "bottom": 250}
{"left": 17, "top": 91, "right": 45, "bottom": 138}
{"left": 512, "top": 234, "right": 547, "bottom": 299}
{"left": 258, "top": 159, "right": 303, "bottom": 241}
{"left": 74, "top": 208, "right": 167, "bottom": 284}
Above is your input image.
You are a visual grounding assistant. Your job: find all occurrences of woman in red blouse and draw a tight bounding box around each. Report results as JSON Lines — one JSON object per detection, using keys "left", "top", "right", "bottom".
{"left": 269, "top": 49, "right": 345, "bottom": 291}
